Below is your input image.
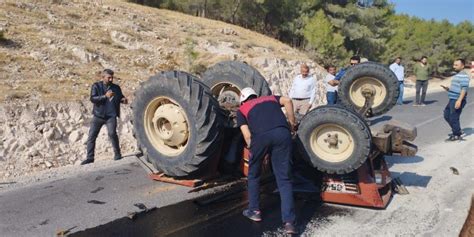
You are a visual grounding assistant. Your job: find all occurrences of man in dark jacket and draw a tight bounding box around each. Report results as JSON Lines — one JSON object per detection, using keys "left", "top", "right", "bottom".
{"left": 81, "top": 69, "right": 128, "bottom": 165}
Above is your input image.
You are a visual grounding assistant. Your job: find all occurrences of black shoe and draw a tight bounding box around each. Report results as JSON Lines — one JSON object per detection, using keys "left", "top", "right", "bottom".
{"left": 81, "top": 159, "right": 94, "bottom": 165}
{"left": 284, "top": 222, "right": 298, "bottom": 234}
{"left": 448, "top": 131, "right": 465, "bottom": 137}
{"left": 114, "top": 156, "right": 122, "bottom": 161}
{"left": 445, "top": 135, "right": 461, "bottom": 142}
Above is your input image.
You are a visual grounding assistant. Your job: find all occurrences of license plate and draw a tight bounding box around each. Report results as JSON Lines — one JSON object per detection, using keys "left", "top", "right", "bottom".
{"left": 322, "top": 181, "right": 359, "bottom": 194}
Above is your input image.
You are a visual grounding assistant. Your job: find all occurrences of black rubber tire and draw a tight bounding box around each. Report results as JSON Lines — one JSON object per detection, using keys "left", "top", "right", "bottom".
{"left": 131, "top": 71, "right": 224, "bottom": 177}
{"left": 201, "top": 61, "right": 272, "bottom": 127}
{"left": 296, "top": 105, "right": 372, "bottom": 174}
{"left": 337, "top": 62, "right": 399, "bottom": 116}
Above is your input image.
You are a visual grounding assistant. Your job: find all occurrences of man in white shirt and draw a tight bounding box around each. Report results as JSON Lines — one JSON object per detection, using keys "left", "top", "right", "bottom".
{"left": 288, "top": 64, "right": 316, "bottom": 116}
{"left": 324, "top": 65, "right": 338, "bottom": 104}
{"left": 389, "top": 57, "right": 405, "bottom": 105}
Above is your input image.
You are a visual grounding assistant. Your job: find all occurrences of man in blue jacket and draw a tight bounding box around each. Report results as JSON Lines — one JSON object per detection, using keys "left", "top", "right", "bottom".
{"left": 327, "top": 55, "right": 361, "bottom": 89}
{"left": 81, "top": 69, "right": 128, "bottom": 165}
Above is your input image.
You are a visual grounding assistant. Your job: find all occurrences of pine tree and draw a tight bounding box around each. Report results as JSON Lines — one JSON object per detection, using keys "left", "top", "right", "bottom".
{"left": 303, "top": 10, "right": 349, "bottom": 66}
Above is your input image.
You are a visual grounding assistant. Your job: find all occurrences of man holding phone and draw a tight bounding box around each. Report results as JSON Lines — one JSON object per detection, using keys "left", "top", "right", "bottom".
{"left": 440, "top": 59, "right": 470, "bottom": 141}
{"left": 81, "top": 69, "right": 128, "bottom": 165}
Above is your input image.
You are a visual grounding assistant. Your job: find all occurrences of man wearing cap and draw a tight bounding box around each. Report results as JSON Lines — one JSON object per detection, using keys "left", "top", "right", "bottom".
{"left": 81, "top": 69, "right": 128, "bottom": 165}
{"left": 236, "top": 87, "right": 298, "bottom": 234}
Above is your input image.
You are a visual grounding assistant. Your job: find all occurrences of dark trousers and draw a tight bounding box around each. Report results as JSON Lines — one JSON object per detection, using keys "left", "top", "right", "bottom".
{"left": 415, "top": 80, "right": 429, "bottom": 104}
{"left": 248, "top": 127, "right": 295, "bottom": 223}
{"left": 326, "top": 91, "right": 338, "bottom": 105}
{"left": 86, "top": 116, "right": 121, "bottom": 160}
{"left": 443, "top": 99, "right": 466, "bottom": 136}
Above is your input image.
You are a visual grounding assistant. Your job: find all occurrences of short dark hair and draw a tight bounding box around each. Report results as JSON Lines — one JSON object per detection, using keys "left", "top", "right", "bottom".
{"left": 102, "top": 69, "right": 114, "bottom": 76}
{"left": 350, "top": 56, "right": 361, "bottom": 63}
{"left": 326, "top": 65, "right": 336, "bottom": 70}
{"left": 456, "top": 58, "right": 466, "bottom": 66}
{"left": 421, "top": 56, "right": 428, "bottom": 60}
{"left": 242, "top": 94, "right": 257, "bottom": 104}
{"left": 395, "top": 56, "right": 402, "bottom": 60}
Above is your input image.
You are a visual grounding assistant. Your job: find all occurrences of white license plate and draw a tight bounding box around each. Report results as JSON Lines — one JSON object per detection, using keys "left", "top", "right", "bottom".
{"left": 322, "top": 181, "right": 359, "bottom": 194}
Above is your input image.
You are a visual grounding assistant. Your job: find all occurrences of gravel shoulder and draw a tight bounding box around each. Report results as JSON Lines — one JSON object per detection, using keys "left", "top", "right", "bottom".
{"left": 303, "top": 88, "right": 474, "bottom": 236}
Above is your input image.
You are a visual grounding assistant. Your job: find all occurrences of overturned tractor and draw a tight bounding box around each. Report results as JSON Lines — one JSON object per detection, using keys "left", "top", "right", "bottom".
{"left": 131, "top": 60, "right": 417, "bottom": 208}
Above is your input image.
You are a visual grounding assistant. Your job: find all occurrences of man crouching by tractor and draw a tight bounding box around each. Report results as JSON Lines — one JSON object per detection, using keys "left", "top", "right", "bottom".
{"left": 236, "top": 87, "right": 298, "bottom": 234}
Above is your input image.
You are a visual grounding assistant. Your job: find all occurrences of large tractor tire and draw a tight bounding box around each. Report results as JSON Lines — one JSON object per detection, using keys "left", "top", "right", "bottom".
{"left": 297, "top": 105, "right": 372, "bottom": 174}
{"left": 131, "top": 71, "right": 224, "bottom": 177}
{"left": 201, "top": 61, "right": 272, "bottom": 127}
{"left": 338, "top": 62, "right": 399, "bottom": 116}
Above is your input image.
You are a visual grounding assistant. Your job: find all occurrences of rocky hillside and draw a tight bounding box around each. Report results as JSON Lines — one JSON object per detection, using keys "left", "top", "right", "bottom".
{"left": 0, "top": 0, "right": 327, "bottom": 181}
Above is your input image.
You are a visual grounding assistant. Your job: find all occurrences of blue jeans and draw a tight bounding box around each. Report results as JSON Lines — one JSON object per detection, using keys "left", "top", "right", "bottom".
{"left": 443, "top": 99, "right": 466, "bottom": 136}
{"left": 326, "top": 91, "right": 338, "bottom": 105}
{"left": 397, "top": 81, "right": 404, "bottom": 105}
{"left": 247, "top": 127, "right": 295, "bottom": 223}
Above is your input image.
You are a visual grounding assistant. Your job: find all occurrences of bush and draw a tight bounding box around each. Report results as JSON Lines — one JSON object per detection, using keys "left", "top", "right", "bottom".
{"left": 0, "top": 30, "right": 5, "bottom": 42}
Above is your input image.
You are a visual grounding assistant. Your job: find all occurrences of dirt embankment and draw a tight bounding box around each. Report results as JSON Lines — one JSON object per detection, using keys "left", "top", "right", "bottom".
{"left": 0, "top": 0, "right": 328, "bottom": 182}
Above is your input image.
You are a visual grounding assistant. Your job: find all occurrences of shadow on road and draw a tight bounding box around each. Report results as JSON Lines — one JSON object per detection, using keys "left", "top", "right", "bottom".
{"left": 390, "top": 171, "right": 432, "bottom": 188}
{"left": 70, "top": 179, "right": 349, "bottom": 237}
{"left": 370, "top": 115, "right": 392, "bottom": 126}
{"left": 403, "top": 100, "right": 414, "bottom": 105}
{"left": 423, "top": 100, "right": 438, "bottom": 105}
{"left": 385, "top": 155, "right": 424, "bottom": 168}
{"left": 462, "top": 127, "right": 473, "bottom": 137}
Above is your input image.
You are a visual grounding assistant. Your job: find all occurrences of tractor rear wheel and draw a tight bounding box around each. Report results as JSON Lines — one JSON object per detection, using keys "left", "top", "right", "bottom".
{"left": 297, "top": 105, "right": 372, "bottom": 174}
{"left": 131, "top": 71, "right": 224, "bottom": 177}
{"left": 202, "top": 61, "right": 271, "bottom": 127}
{"left": 337, "top": 62, "right": 399, "bottom": 116}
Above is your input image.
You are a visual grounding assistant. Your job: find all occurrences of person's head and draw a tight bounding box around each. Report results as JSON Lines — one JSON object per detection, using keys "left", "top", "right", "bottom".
{"left": 300, "top": 64, "right": 310, "bottom": 77}
{"left": 326, "top": 65, "right": 336, "bottom": 75}
{"left": 101, "top": 69, "right": 114, "bottom": 85}
{"left": 394, "top": 57, "right": 402, "bottom": 65}
{"left": 350, "top": 56, "right": 361, "bottom": 66}
{"left": 453, "top": 58, "right": 465, "bottom": 72}
{"left": 240, "top": 87, "right": 258, "bottom": 104}
{"left": 420, "top": 56, "right": 428, "bottom": 64}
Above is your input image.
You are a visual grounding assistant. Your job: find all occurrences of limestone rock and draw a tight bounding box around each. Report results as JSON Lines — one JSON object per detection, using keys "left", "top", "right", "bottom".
{"left": 69, "top": 130, "right": 82, "bottom": 143}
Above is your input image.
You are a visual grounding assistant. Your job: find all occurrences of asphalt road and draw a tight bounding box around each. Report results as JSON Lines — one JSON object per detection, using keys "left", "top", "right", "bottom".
{"left": 0, "top": 88, "right": 473, "bottom": 236}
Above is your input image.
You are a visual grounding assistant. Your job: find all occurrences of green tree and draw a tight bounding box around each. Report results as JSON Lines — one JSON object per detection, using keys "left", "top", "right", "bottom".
{"left": 303, "top": 10, "right": 349, "bottom": 66}
{"left": 323, "top": 0, "right": 394, "bottom": 60}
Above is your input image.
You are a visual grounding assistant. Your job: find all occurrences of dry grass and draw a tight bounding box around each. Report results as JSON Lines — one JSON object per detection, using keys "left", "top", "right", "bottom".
{"left": 0, "top": 0, "right": 311, "bottom": 102}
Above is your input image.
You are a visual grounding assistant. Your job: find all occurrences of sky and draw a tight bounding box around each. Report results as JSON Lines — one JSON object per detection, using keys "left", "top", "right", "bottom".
{"left": 389, "top": 0, "right": 474, "bottom": 24}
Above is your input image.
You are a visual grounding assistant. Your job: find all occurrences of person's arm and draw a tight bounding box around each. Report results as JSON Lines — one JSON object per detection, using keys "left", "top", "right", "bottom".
{"left": 455, "top": 78, "right": 469, "bottom": 109}
{"left": 117, "top": 86, "right": 128, "bottom": 104}
{"left": 240, "top": 125, "right": 252, "bottom": 148}
{"left": 332, "top": 69, "right": 345, "bottom": 86}
{"left": 236, "top": 111, "right": 251, "bottom": 147}
{"left": 334, "top": 69, "right": 344, "bottom": 81}
{"left": 389, "top": 64, "right": 395, "bottom": 72}
{"left": 90, "top": 83, "right": 107, "bottom": 104}
{"left": 455, "top": 90, "right": 466, "bottom": 109}
{"left": 279, "top": 96, "right": 296, "bottom": 132}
